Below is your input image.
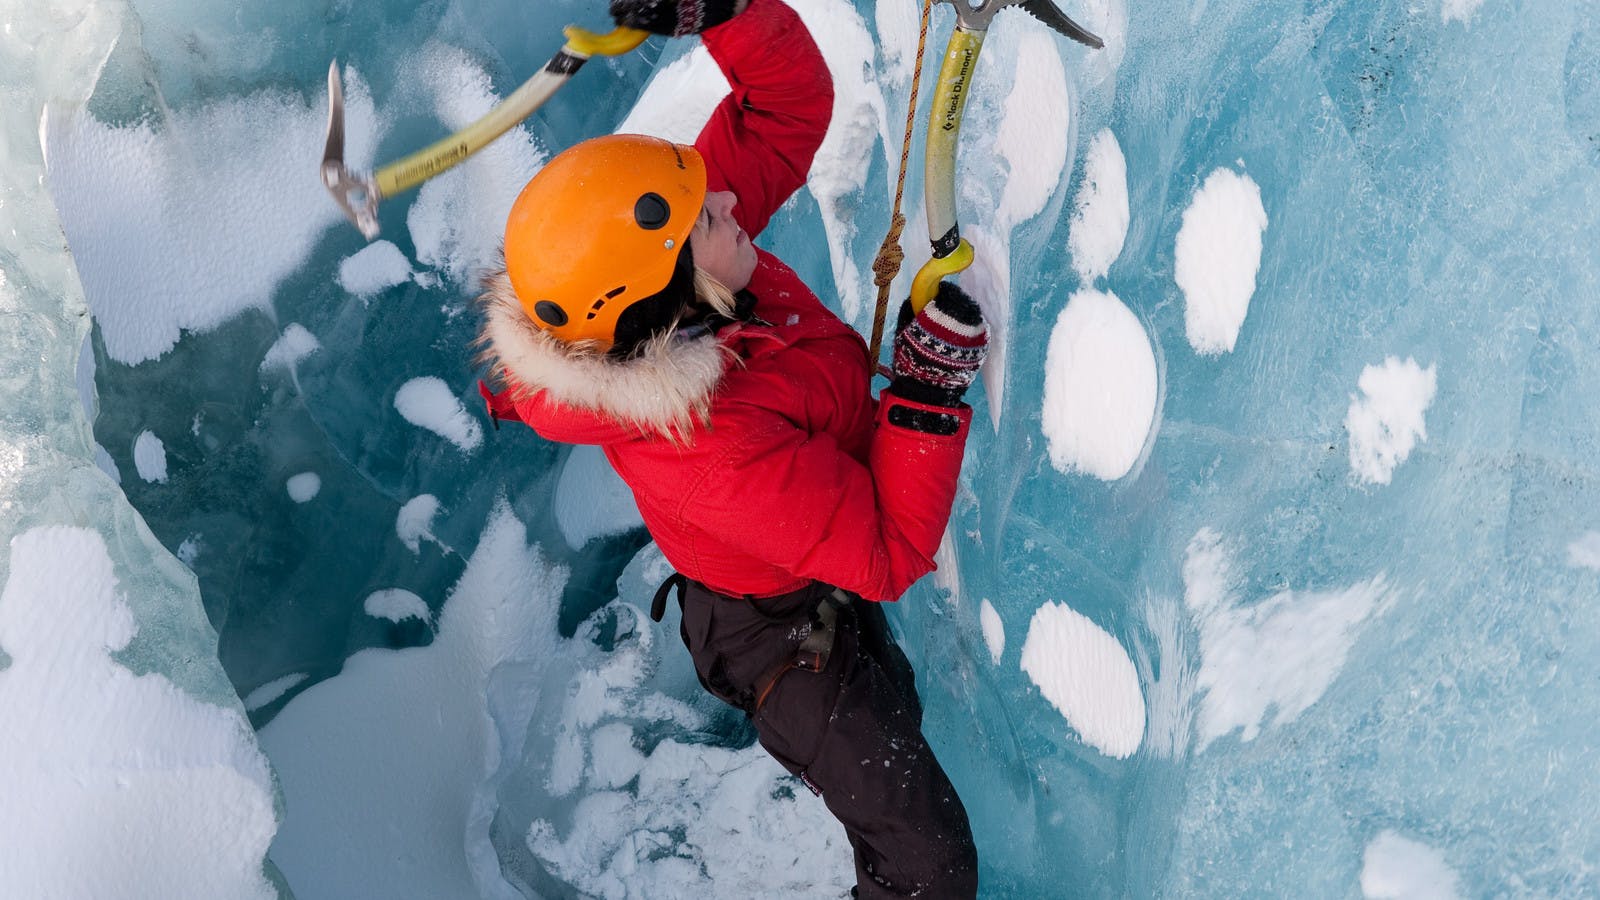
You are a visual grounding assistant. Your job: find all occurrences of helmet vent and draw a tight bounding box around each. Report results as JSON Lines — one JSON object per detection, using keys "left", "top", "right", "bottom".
{"left": 533, "top": 301, "right": 568, "bottom": 327}
{"left": 587, "top": 290, "right": 621, "bottom": 321}
{"left": 634, "top": 193, "right": 670, "bottom": 230}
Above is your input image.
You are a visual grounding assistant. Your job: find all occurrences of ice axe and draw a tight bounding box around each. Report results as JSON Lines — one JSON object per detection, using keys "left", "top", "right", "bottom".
{"left": 907, "top": 0, "right": 1101, "bottom": 313}
{"left": 320, "top": 25, "right": 649, "bottom": 239}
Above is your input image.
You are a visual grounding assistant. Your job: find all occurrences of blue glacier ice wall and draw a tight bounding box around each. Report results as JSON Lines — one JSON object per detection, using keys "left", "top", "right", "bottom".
{"left": 0, "top": 1, "right": 286, "bottom": 895}
{"left": 17, "top": 0, "right": 1600, "bottom": 895}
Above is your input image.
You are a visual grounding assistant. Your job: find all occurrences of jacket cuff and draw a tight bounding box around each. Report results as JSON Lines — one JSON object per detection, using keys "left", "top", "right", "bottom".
{"left": 478, "top": 380, "right": 524, "bottom": 428}
{"left": 877, "top": 391, "right": 972, "bottom": 439}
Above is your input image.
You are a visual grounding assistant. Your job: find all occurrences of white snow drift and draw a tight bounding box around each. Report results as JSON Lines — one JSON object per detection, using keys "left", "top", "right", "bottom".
{"left": 261, "top": 502, "right": 561, "bottom": 900}
{"left": 394, "top": 376, "right": 483, "bottom": 453}
{"left": 1183, "top": 528, "right": 1393, "bottom": 750}
{"left": 261, "top": 324, "right": 322, "bottom": 374}
{"left": 1360, "top": 830, "right": 1462, "bottom": 900}
{"left": 1019, "top": 600, "right": 1145, "bottom": 759}
{"left": 1174, "top": 168, "right": 1268, "bottom": 355}
{"left": 1041, "top": 288, "right": 1158, "bottom": 480}
{"left": 133, "top": 430, "right": 168, "bottom": 483}
{"left": 1346, "top": 357, "right": 1438, "bottom": 485}
{"left": 285, "top": 472, "right": 321, "bottom": 503}
{"left": 0, "top": 527, "right": 277, "bottom": 899}
{"left": 1068, "top": 129, "right": 1131, "bottom": 283}
{"left": 338, "top": 240, "right": 414, "bottom": 298}
{"left": 397, "top": 494, "right": 442, "bottom": 554}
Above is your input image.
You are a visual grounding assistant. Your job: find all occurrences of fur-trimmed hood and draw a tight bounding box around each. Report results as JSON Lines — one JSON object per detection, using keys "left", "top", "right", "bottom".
{"left": 475, "top": 267, "right": 734, "bottom": 441}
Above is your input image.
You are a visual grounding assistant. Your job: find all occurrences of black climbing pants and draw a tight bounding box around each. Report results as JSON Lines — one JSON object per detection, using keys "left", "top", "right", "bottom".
{"left": 676, "top": 579, "right": 978, "bottom": 899}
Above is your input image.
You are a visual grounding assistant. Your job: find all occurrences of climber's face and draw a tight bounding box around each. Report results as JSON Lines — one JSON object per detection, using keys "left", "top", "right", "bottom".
{"left": 692, "top": 191, "right": 757, "bottom": 293}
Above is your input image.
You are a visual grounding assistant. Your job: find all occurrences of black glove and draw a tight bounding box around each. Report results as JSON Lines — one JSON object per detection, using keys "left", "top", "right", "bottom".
{"left": 610, "top": 0, "right": 740, "bottom": 36}
{"left": 888, "top": 281, "right": 988, "bottom": 409}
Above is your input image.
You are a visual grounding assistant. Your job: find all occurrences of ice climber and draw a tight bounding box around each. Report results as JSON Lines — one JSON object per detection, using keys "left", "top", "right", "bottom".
{"left": 476, "top": 0, "right": 988, "bottom": 895}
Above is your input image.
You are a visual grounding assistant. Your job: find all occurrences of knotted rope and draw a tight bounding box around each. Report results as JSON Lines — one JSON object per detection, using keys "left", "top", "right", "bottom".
{"left": 867, "top": 0, "right": 936, "bottom": 366}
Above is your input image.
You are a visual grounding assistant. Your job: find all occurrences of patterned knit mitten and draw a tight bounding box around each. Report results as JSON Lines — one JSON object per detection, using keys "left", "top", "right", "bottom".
{"left": 889, "top": 281, "right": 988, "bottom": 409}
{"left": 610, "top": 0, "right": 740, "bottom": 36}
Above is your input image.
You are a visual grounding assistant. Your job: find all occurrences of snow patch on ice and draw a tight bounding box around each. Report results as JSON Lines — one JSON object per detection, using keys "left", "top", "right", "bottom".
{"left": 398, "top": 495, "right": 442, "bottom": 554}
{"left": 979, "top": 599, "right": 1005, "bottom": 665}
{"left": 338, "top": 240, "right": 414, "bottom": 298}
{"left": 394, "top": 376, "right": 483, "bottom": 453}
{"left": 243, "top": 673, "right": 309, "bottom": 713}
{"left": 524, "top": 552, "right": 853, "bottom": 897}
{"left": 406, "top": 44, "right": 547, "bottom": 285}
{"left": 0, "top": 527, "right": 277, "bottom": 899}
{"left": 43, "top": 71, "right": 380, "bottom": 364}
{"left": 1068, "top": 130, "right": 1130, "bottom": 283}
{"left": 545, "top": 608, "right": 702, "bottom": 798}
{"left": 1361, "top": 830, "right": 1462, "bottom": 900}
{"left": 555, "top": 445, "right": 644, "bottom": 549}
{"left": 996, "top": 30, "right": 1072, "bottom": 230}
{"left": 364, "top": 589, "right": 431, "bottom": 626}
{"left": 1019, "top": 601, "right": 1145, "bottom": 759}
{"left": 1174, "top": 168, "right": 1267, "bottom": 355}
{"left": 874, "top": 0, "right": 922, "bottom": 84}
{"left": 1569, "top": 532, "right": 1600, "bottom": 570}
{"left": 261, "top": 501, "right": 563, "bottom": 899}
{"left": 532, "top": 607, "right": 848, "bottom": 895}
{"left": 1041, "top": 289, "right": 1158, "bottom": 480}
{"left": 285, "top": 472, "right": 321, "bottom": 503}
{"left": 618, "top": 48, "right": 730, "bottom": 143}
{"left": 1440, "top": 0, "right": 1484, "bottom": 25}
{"left": 177, "top": 535, "right": 202, "bottom": 567}
{"left": 1183, "top": 528, "right": 1394, "bottom": 750}
{"left": 586, "top": 722, "right": 648, "bottom": 790}
{"left": 133, "top": 430, "right": 168, "bottom": 483}
{"left": 530, "top": 738, "right": 851, "bottom": 898}
{"left": 1346, "top": 357, "right": 1438, "bottom": 485}
{"left": 261, "top": 323, "right": 321, "bottom": 374}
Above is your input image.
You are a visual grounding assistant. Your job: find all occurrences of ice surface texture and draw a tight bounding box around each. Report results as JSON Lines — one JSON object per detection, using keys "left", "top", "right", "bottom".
{"left": 13, "top": 0, "right": 1600, "bottom": 896}
{"left": 0, "top": 0, "right": 287, "bottom": 895}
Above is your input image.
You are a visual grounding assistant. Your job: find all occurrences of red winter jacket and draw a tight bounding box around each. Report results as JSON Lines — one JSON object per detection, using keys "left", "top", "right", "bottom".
{"left": 478, "top": 0, "right": 972, "bottom": 602}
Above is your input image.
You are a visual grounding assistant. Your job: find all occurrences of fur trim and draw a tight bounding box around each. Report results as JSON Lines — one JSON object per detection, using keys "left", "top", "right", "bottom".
{"left": 476, "top": 267, "right": 732, "bottom": 440}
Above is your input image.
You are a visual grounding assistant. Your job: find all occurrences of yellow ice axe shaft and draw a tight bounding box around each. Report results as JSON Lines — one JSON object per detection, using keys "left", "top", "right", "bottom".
{"left": 909, "top": 27, "right": 985, "bottom": 313}
{"left": 375, "top": 26, "right": 647, "bottom": 196}
{"left": 323, "top": 26, "right": 648, "bottom": 238}
{"left": 903, "top": 0, "right": 1103, "bottom": 313}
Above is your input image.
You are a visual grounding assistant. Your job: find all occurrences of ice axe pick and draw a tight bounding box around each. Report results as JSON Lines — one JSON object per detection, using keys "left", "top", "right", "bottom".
{"left": 908, "top": 0, "right": 1102, "bottom": 312}
{"left": 321, "top": 25, "right": 649, "bottom": 239}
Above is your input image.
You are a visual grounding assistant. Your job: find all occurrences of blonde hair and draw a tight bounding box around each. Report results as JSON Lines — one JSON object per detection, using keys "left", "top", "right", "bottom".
{"left": 692, "top": 267, "right": 738, "bottom": 318}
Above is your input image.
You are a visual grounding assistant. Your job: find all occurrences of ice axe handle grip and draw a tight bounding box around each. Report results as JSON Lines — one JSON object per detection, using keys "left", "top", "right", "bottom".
{"left": 909, "top": 240, "right": 975, "bottom": 313}
{"left": 563, "top": 25, "right": 650, "bottom": 56}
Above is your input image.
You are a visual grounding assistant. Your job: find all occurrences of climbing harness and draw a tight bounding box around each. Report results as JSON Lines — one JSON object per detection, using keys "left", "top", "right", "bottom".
{"left": 320, "top": 25, "right": 649, "bottom": 239}
{"left": 867, "top": 0, "right": 1103, "bottom": 359}
{"left": 652, "top": 574, "right": 850, "bottom": 715}
{"left": 750, "top": 588, "right": 849, "bottom": 712}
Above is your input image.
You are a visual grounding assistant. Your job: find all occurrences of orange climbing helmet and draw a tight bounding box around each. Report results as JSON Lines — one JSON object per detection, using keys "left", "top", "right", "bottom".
{"left": 503, "top": 134, "right": 708, "bottom": 351}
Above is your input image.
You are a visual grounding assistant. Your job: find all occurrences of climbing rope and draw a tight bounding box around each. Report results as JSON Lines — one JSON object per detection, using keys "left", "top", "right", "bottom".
{"left": 867, "top": 0, "right": 937, "bottom": 367}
